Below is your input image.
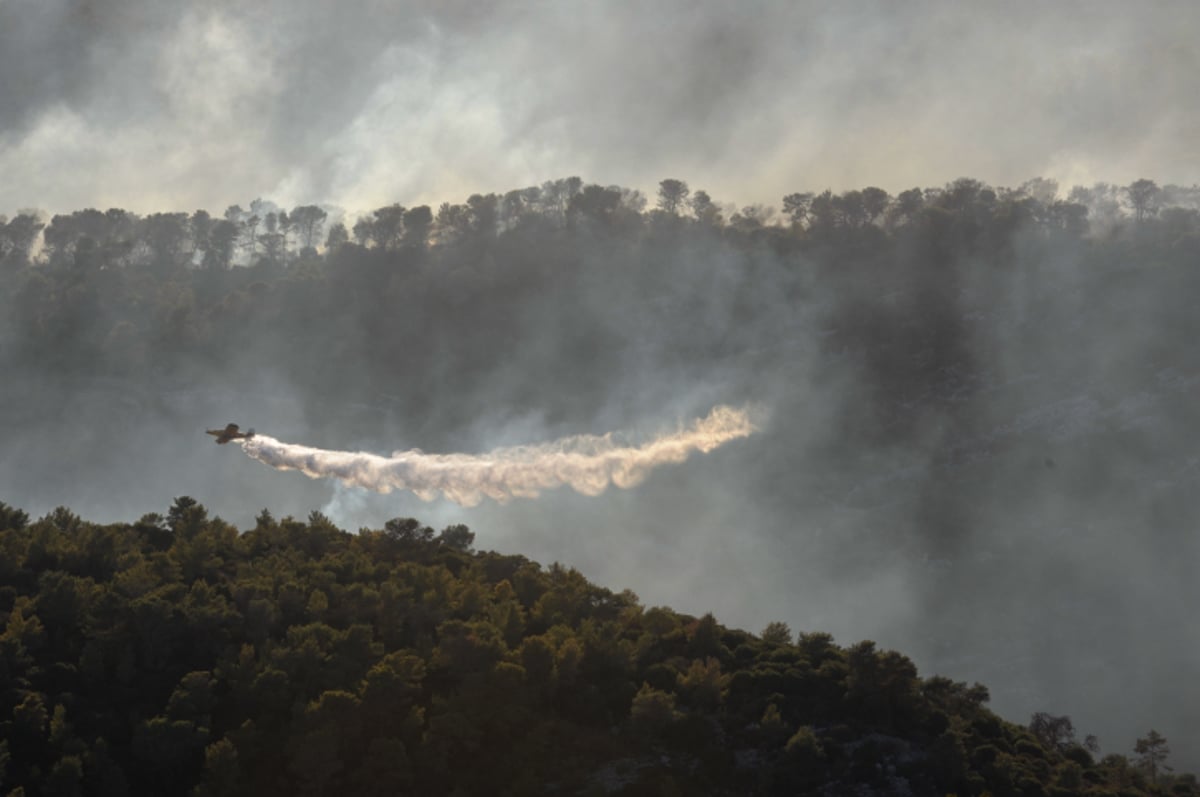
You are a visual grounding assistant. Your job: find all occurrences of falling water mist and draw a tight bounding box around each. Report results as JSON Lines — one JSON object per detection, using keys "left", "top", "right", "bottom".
{"left": 237, "top": 405, "right": 757, "bottom": 506}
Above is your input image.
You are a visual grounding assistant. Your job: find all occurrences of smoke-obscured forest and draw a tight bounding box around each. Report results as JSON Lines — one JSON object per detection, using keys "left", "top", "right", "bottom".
{"left": 3, "top": 175, "right": 1200, "bottom": 769}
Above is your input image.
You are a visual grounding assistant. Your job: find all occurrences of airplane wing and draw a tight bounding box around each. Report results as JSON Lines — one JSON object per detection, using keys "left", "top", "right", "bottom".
{"left": 206, "top": 423, "right": 249, "bottom": 444}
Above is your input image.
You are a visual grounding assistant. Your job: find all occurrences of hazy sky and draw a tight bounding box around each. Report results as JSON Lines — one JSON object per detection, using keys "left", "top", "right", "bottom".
{"left": 1, "top": 0, "right": 1197, "bottom": 218}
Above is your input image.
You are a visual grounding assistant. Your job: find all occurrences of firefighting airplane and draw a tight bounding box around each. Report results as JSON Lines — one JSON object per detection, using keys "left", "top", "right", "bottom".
{"left": 206, "top": 423, "right": 255, "bottom": 444}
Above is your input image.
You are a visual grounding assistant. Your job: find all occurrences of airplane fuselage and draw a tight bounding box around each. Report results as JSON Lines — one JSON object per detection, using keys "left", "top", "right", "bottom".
{"left": 206, "top": 423, "right": 254, "bottom": 444}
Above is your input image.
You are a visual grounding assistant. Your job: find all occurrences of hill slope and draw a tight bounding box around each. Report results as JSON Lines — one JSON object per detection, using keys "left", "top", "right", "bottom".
{"left": 0, "top": 499, "right": 1190, "bottom": 796}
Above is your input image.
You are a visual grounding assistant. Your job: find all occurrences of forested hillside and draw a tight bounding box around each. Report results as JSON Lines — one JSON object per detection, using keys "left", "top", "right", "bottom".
{"left": 3, "top": 175, "right": 1200, "bottom": 778}
{"left": 3, "top": 177, "right": 1197, "bottom": 425}
{"left": 0, "top": 499, "right": 1190, "bottom": 796}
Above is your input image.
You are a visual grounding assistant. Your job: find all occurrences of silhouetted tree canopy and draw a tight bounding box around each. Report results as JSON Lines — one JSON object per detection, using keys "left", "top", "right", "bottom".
{"left": 0, "top": 499, "right": 1189, "bottom": 796}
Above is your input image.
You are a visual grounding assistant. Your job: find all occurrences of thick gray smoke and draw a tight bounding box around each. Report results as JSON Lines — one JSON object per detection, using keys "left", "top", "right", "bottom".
{"left": 1, "top": 1, "right": 1197, "bottom": 214}
{"left": 238, "top": 405, "right": 756, "bottom": 506}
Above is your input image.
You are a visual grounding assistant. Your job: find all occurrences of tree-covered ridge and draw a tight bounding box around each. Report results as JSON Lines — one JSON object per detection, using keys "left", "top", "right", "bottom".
{"left": 2, "top": 177, "right": 1196, "bottom": 269}
{"left": 3, "top": 175, "right": 1199, "bottom": 433}
{"left": 0, "top": 499, "right": 1190, "bottom": 796}
{"left": 2, "top": 176, "right": 1196, "bottom": 272}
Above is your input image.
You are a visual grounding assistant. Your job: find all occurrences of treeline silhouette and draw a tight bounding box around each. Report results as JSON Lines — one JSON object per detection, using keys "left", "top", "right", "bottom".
{"left": 0, "top": 499, "right": 1189, "bottom": 795}
{"left": 3, "top": 175, "right": 1198, "bottom": 441}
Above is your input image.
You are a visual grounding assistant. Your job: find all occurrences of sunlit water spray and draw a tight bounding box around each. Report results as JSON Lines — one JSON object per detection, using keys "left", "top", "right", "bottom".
{"left": 237, "top": 405, "right": 758, "bottom": 507}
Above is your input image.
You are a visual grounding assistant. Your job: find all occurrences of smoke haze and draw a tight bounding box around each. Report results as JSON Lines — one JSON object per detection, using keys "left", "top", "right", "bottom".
{"left": 1, "top": 0, "right": 1198, "bottom": 215}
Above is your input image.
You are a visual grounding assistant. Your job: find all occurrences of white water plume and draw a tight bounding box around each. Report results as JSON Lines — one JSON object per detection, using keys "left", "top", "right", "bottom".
{"left": 238, "top": 405, "right": 758, "bottom": 506}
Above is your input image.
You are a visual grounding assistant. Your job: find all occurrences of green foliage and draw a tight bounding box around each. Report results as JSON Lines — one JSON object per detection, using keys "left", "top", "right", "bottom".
{"left": 41, "top": 755, "right": 83, "bottom": 797}
{"left": 785, "top": 725, "right": 825, "bottom": 763}
{"left": 629, "top": 683, "right": 679, "bottom": 737}
{"left": 0, "top": 500, "right": 1187, "bottom": 795}
{"left": 676, "top": 657, "right": 725, "bottom": 711}
{"left": 760, "top": 620, "right": 792, "bottom": 646}
{"left": 197, "top": 738, "right": 239, "bottom": 797}
{"left": 1135, "top": 730, "right": 1172, "bottom": 784}
{"left": 0, "top": 503, "right": 29, "bottom": 532}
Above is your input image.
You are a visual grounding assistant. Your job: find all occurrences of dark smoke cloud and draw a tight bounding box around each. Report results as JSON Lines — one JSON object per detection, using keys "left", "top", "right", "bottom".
{"left": 2, "top": 0, "right": 1197, "bottom": 216}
